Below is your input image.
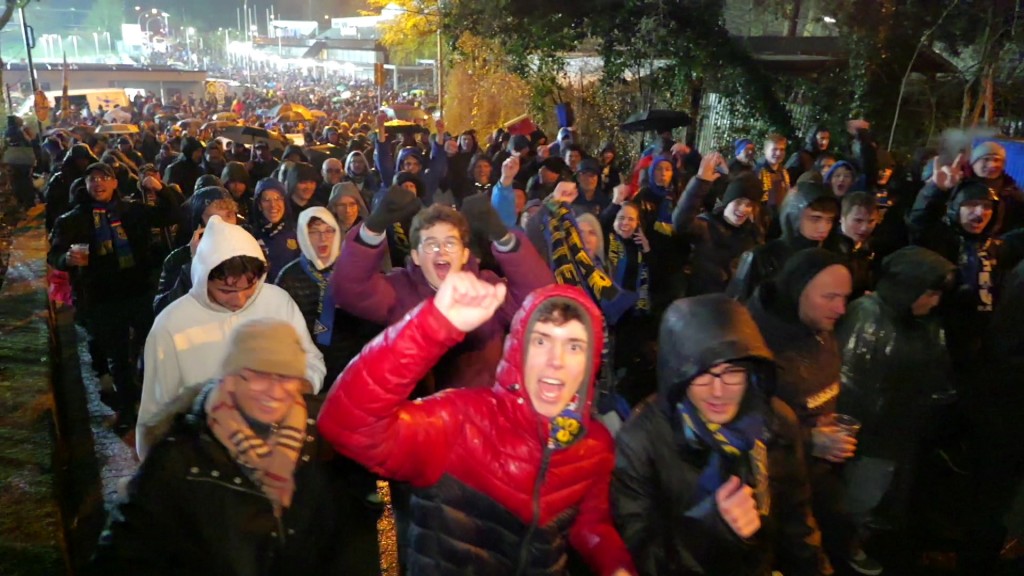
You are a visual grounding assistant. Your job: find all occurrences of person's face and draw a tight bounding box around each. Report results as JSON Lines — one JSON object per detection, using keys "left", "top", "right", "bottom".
{"left": 334, "top": 196, "right": 360, "bottom": 228}
{"left": 764, "top": 140, "right": 786, "bottom": 165}
{"left": 601, "top": 151, "right": 614, "bottom": 165}
{"left": 522, "top": 319, "right": 589, "bottom": 419}
{"left": 565, "top": 150, "right": 582, "bottom": 171}
{"left": 230, "top": 369, "right": 301, "bottom": 425}
{"left": 409, "top": 222, "right": 469, "bottom": 289}
{"left": 724, "top": 198, "right": 754, "bottom": 227}
{"left": 328, "top": 131, "right": 340, "bottom": 144}
{"left": 686, "top": 362, "right": 748, "bottom": 425}
{"left": 959, "top": 199, "right": 994, "bottom": 234}
{"left": 324, "top": 163, "right": 343, "bottom": 184}
{"left": 577, "top": 220, "right": 600, "bottom": 258}
{"left": 233, "top": 142, "right": 246, "bottom": 156}
{"left": 738, "top": 143, "right": 755, "bottom": 163}
{"left": 514, "top": 189, "right": 527, "bottom": 214}
{"left": 653, "top": 161, "right": 673, "bottom": 187}
{"left": 799, "top": 208, "right": 835, "bottom": 243}
{"left": 259, "top": 190, "right": 286, "bottom": 224}
{"left": 307, "top": 220, "right": 337, "bottom": 260}
{"left": 349, "top": 155, "right": 367, "bottom": 174}
{"left": 578, "top": 171, "right": 598, "bottom": 193}
{"left": 815, "top": 131, "right": 830, "bottom": 151}
{"left": 255, "top": 145, "right": 270, "bottom": 161}
{"left": 86, "top": 171, "right": 116, "bottom": 203}
{"left": 206, "top": 148, "right": 224, "bottom": 164}
{"left": 614, "top": 205, "right": 640, "bottom": 237}
{"left": 840, "top": 206, "right": 877, "bottom": 245}
{"left": 830, "top": 167, "right": 854, "bottom": 197}
{"left": 473, "top": 160, "right": 493, "bottom": 184}
{"left": 293, "top": 180, "right": 317, "bottom": 203}
{"left": 227, "top": 181, "right": 246, "bottom": 198}
{"left": 798, "top": 265, "right": 851, "bottom": 333}
{"left": 207, "top": 274, "right": 260, "bottom": 311}
{"left": 911, "top": 289, "right": 943, "bottom": 317}
{"left": 191, "top": 148, "right": 204, "bottom": 163}
{"left": 972, "top": 155, "right": 1005, "bottom": 179}
{"left": 202, "top": 205, "right": 237, "bottom": 225}
{"left": 402, "top": 155, "right": 422, "bottom": 174}
{"left": 458, "top": 134, "right": 474, "bottom": 151}
{"left": 540, "top": 167, "right": 559, "bottom": 185}
{"left": 118, "top": 141, "right": 132, "bottom": 153}
{"left": 818, "top": 157, "right": 836, "bottom": 178}
{"left": 399, "top": 181, "right": 418, "bottom": 196}
{"left": 877, "top": 167, "right": 893, "bottom": 186}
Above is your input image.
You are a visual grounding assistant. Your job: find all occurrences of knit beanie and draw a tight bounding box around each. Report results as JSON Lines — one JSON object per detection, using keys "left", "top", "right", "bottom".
{"left": 970, "top": 141, "right": 1006, "bottom": 165}
{"left": 222, "top": 318, "right": 306, "bottom": 379}
{"left": 734, "top": 138, "right": 753, "bottom": 158}
{"left": 770, "top": 248, "right": 848, "bottom": 321}
{"left": 722, "top": 173, "right": 762, "bottom": 205}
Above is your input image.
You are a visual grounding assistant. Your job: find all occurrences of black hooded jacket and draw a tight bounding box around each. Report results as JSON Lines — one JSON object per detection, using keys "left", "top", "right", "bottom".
{"left": 727, "top": 183, "right": 839, "bottom": 301}
{"left": 45, "top": 144, "right": 99, "bottom": 231}
{"left": 612, "top": 295, "right": 830, "bottom": 576}
{"left": 835, "top": 247, "right": 955, "bottom": 459}
{"left": 164, "top": 137, "right": 205, "bottom": 199}
{"left": 785, "top": 125, "right": 829, "bottom": 184}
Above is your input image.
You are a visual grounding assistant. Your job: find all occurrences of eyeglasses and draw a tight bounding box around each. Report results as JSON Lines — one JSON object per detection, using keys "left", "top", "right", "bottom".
{"left": 690, "top": 366, "right": 748, "bottom": 388}
{"left": 325, "top": 168, "right": 343, "bottom": 174}
{"left": 238, "top": 369, "right": 302, "bottom": 392}
{"left": 87, "top": 174, "right": 114, "bottom": 183}
{"left": 308, "top": 228, "right": 336, "bottom": 238}
{"left": 420, "top": 238, "right": 462, "bottom": 254}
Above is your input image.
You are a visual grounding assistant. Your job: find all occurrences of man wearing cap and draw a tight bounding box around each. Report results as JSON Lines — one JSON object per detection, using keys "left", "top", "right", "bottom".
{"left": 89, "top": 319, "right": 379, "bottom": 575}
{"left": 673, "top": 153, "right": 764, "bottom": 295}
{"left": 164, "top": 136, "right": 205, "bottom": 200}
{"left": 729, "top": 138, "right": 757, "bottom": 175}
{"left": 48, "top": 162, "right": 179, "bottom": 430}
{"left": 247, "top": 140, "right": 280, "bottom": 184}
{"left": 116, "top": 136, "right": 145, "bottom": 172}
{"left": 573, "top": 158, "right": 610, "bottom": 216}
{"left": 968, "top": 140, "right": 1024, "bottom": 234}
{"left": 528, "top": 157, "right": 571, "bottom": 201}
{"left": 139, "top": 215, "right": 324, "bottom": 459}
{"left": 45, "top": 142, "right": 99, "bottom": 231}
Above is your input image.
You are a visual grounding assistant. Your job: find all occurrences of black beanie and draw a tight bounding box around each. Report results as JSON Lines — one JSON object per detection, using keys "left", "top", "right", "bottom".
{"left": 722, "top": 173, "right": 762, "bottom": 206}
{"left": 771, "top": 248, "right": 848, "bottom": 321}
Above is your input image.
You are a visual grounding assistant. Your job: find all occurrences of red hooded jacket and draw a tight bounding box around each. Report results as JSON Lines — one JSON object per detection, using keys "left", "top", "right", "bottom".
{"left": 318, "top": 284, "right": 635, "bottom": 575}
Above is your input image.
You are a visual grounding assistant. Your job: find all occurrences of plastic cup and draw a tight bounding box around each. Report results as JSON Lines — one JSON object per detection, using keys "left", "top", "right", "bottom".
{"left": 70, "top": 243, "right": 89, "bottom": 256}
{"left": 833, "top": 414, "right": 862, "bottom": 437}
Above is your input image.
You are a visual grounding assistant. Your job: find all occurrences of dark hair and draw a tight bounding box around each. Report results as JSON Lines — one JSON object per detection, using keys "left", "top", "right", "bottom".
{"left": 841, "top": 191, "right": 877, "bottom": 218}
{"left": 409, "top": 204, "right": 470, "bottom": 247}
{"left": 208, "top": 255, "right": 266, "bottom": 284}
{"left": 813, "top": 153, "right": 837, "bottom": 172}
{"left": 807, "top": 197, "right": 839, "bottom": 215}
{"left": 563, "top": 143, "right": 584, "bottom": 156}
{"left": 534, "top": 299, "right": 587, "bottom": 327}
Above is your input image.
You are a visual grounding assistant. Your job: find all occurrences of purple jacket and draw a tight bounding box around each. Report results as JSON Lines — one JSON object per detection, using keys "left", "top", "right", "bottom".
{"left": 332, "top": 225, "right": 554, "bottom": 390}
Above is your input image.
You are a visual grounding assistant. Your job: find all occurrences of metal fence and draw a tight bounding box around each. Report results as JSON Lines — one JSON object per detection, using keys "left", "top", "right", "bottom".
{"left": 695, "top": 91, "right": 815, "bottom": 154}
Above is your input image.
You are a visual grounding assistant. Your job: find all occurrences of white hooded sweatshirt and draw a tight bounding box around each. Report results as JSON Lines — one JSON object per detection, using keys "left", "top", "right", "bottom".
{"left": 137, "top": 215, "right": 325, "bottom": 458}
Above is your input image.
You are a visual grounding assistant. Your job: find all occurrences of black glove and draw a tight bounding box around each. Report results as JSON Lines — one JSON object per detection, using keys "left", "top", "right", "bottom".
{"left": 460, "top": 192, "right": 508, "bottom": 243}
{"left": 365, "top": 185, "right": 421, "bottom": 234}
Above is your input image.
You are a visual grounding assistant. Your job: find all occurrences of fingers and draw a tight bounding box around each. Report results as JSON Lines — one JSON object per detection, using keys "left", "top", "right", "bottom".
{"left": 716, "top": 476, "right": 742, "bottom": 502}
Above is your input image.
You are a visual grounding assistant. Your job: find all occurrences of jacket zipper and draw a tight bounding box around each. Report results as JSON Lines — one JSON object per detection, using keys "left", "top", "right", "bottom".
{"left": 515, "top": 445, "right": 553, "bottom": 576}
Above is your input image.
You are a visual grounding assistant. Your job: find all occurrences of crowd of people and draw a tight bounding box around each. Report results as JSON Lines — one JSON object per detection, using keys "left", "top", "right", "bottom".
{"left": 16, "top": 76, "right": 1024, "bottom": 575}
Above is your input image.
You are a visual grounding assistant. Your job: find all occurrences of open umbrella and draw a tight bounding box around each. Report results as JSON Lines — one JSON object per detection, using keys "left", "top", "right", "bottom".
{"left": 96, "top": 123, "right": 139, "bottom": 135}
{"left": 213, "top": 112, "right": 239, "bottom": 121}
{"left": 177, "top": 118, "right": 203, "bottom": 130}
{"left": 268, "top": 103, "right": 313, "bottom": 121}
{"left": 310, "top": 109, "right": 328, "bottom": 119}
{"left": 275, "top": 111, "right": 309, "bottom": 124}
{"left": 383, "top": 119, "right": 429, "bottom": 137}
{"left": 619, "top": 109, "right": 692, "bottom": 133}
{"left": 219, "top": 125, "right": 287, "bottom": 151}
{"left": 69, "top": 125, "right": 96, "bottom": 139}
{"left": 202, "top": 120, "right": 238, "bottom": 132}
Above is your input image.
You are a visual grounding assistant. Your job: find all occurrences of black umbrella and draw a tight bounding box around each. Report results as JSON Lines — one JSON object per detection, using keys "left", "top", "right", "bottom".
{"left": 219, "top": 125, "right": 286, "bottom": 151}
{"left": 619, "top": 109, "right": 692, "bottom": 133}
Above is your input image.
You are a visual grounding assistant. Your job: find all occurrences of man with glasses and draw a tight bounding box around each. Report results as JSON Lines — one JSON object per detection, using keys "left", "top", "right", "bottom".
{"left": 330, "top": 184, "right": 553, "bottom": 390}
{"left": 48, "top": 162, "right": 179, "bottom": 432}
{"left": 612, "top": 294, "right": 831, "bottom": 575}
{"left": 91, "top": 319, "right": 379, "bottom": 575}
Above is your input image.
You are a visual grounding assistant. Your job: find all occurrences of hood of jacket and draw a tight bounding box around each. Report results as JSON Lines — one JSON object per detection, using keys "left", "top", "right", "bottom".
{"left": 645, "top": 155, "right": 674, "bottom": 197}
{"left": 221, "top": 161, "right": 249, "bottom": 185}
{"left": 947, "top": 179, "right": 1000, "bottom": 236}
{"left": 180, "top": 137, "right": 203, "bottom": 163}
{"left": 493, "top": 284, "right": 604, "bottom": 444}
{"left": 282, "top": 144, "right": 309, "bottom": 164}
{"left": 189, "top": 214, "right": 267, "bottom": 312}
{"left": 804, "top": 124, "right": 829, "bottom": 153}
{"left": 874, "top": 246, "right": 955, "bottom": 316}
{"left": 285, "top": 162, "right": 320, "bottom": 197}
{"left": 328, "top": 181, "right": 369, "bottom": 220}
{"left": 296, "top": 206, "right": 340, "bottom": 270}
{"left": 754, "top": 247, "right": 848, "bottom": 325}
{"left": 780, "top": 181, "right": 838, "bottom": 241}
{"left": 189, "top": 186, "right": 234, "bottom": 229}
{"left": 395, "top": 146, "right": 425, "bottom": 174}
{"left": 344, "top": 150, "right": 369, "bottom": 178}
{"left": 658, "top": 294, "right": 775, "bottom": 408}
{"left": 62, "top": 143, "right": 99, "bottom": 173}
{"left": 251, "top": 177, "right": 291, "bottom": 230}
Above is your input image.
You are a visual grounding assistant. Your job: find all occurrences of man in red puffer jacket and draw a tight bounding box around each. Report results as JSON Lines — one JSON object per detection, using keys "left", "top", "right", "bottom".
{"left": 318, "top": 273, "right": 636, "bottom": 576}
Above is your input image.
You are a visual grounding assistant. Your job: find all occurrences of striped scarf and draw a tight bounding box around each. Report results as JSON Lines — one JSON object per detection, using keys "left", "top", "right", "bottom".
{"left": 92, "top": 204, "right": 135, "bottom": 269}
{"left": 299, "top": 256, "right": 336, "bottom": 346}
{"left": 758, "top": 165, "right": 791, "bottom": 207}
{"left": 606, "top": 233, "right": 650, "bottom": 313}
{"left": 206, "top": 379, "right": 307, "bottom": 518}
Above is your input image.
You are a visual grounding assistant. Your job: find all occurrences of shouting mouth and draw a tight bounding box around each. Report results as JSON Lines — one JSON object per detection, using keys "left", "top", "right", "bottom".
{"left": 537, "top": 377, "right": 565, "bottom": 404}
{"left": 433, "top": 259, "right": 452, "bottom": 279}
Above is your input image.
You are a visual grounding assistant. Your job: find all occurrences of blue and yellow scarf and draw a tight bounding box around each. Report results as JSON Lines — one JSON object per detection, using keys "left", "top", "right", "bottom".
{"left": 92, "top": 202, "right": 135, "bottom": 269}
{"left": 299, "top": 256, "right": 336, "bottom": 346}
{"left": 606, "top": 233, "right": 650, "bottom": 313}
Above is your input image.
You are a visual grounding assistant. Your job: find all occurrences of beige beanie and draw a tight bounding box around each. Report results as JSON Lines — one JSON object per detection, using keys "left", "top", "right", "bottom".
{"left": 221, "top": 318, "right": 306, "bottom": 379}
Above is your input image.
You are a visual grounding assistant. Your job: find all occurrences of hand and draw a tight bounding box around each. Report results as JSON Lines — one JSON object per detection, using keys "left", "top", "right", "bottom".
{"left": 434, "top": 271, "right": 508, "bottom": 333}
{"left": 460, "top": 192, "right": 508, "bottom": 242}
{"left": 444, "top": 138, "right": 458, "bottom": 157}
{"left": 551, "top": 181, "right": 578, "bottom": 204}
{"left": 846, "top": 119, "right": 871, "bottom": 135}
{"left": 142, "top": 176, "right": 163, "bottom": 191}
{"left": 500, "top": 155, "right": 520, "bottom": 187}
{"left": 364, "top": 185, "right": 421, "bottom": 234}
{"left": 189, "top": 226, "right": 204, "bottom": 257}
{"left": 697, "top": 151, "right": 725, "bottom": 182}
{"left": 715, "top": 476, "right": 761, "bottom": 538}
{"left": 434, "top": 119, "right": 446, "bottom": 135}
{"left": 612, "top": 183, "right": 633, "bottom": 205}
{"left": 633, "top": 229, "right": 650, "bottom": 253}
{"left": 375, "top": 112, "right": 387, "bottom": 132}
{"left": 670, "top": 142, "right": 691, "bottom": 158}
{"left": 811, "top": 425, "right": 858, "bottom": 462}
{"left": 609, "top": 570, "right": 633, "bottom": 576}
{"left": 931, "top": 153, "right": 964, "bottom": 192}
{"left": 536, "top": 144, "right": 550, "bottom": 161}
{"left": 66, "top": 248, "right": 89, "bottom": 267}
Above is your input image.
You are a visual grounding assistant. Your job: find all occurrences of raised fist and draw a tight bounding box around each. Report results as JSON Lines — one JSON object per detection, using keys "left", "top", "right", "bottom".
{"left": 715, "top": 476, "right": 761, "bottom": 538}
{"left": 434, "top": 271, "right": 508, "bottom": 333}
